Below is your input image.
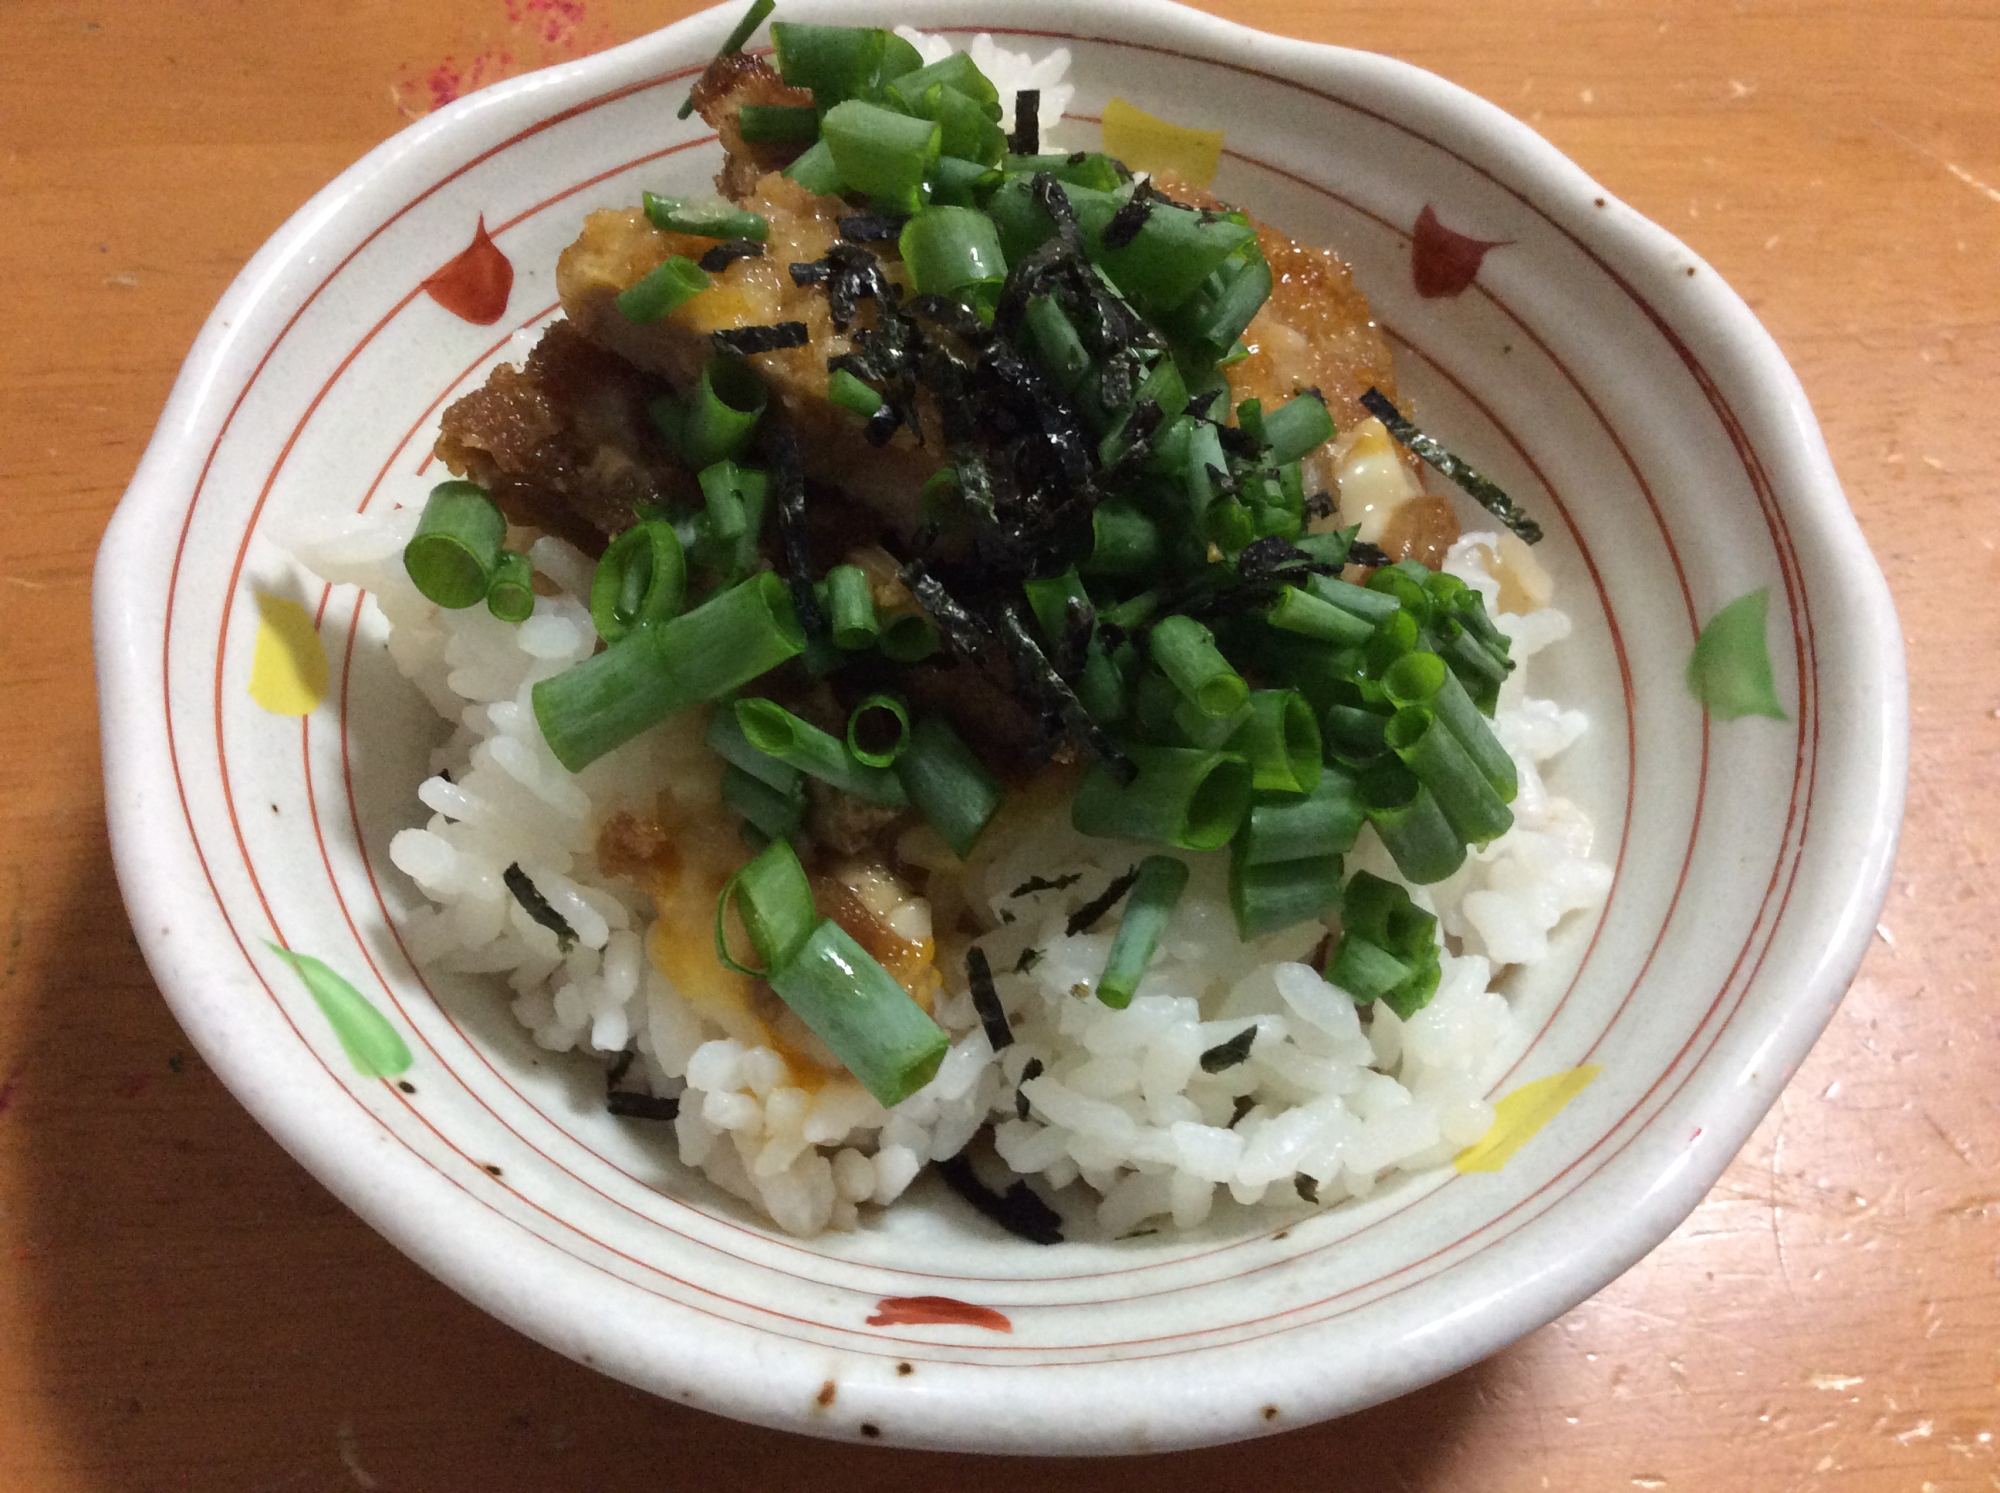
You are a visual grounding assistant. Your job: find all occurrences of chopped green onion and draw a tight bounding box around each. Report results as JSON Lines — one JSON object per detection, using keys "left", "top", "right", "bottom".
{"left": 1261, "top": 391, "right": 1335, "bottom": 465}
{"left": 781, "top": 138, "right": 844, "bottom": 195}
{"left": 697, "top": 460, "right": 767, "bottom": 549}
{"left": 1095, "top": 855, "right": 1191, "bottom": 1008}
{"left": 895, "top": 714, "right": 1003, "bottom": 856}
{"left": 827, "top": 368, "right": 883, "bottom": 419}
{"left": 886, "top": 51, "right": 1001, "bottom": 112}
{"left": 1083, "top": 500, "right": 1163, "bottom": 577}
{"left": 878, "top": 609, "right": 939, "bottom": 662}
{"left": 1306, "top": 571, "right": 1400, "bottom": 624}
{"left": 1385, "top": 651, "right": 1517, "bottom": 801}
{"left": 642, "top": 192, "right": 770, "bottom": 241}
{"left": 616, "top": 254, "right": 710, "bottom": 323}
{"left": 1385, "top": 705, "right": 1512, "bottom": 845}
{"left": 714, "top": 835, "right": 817, "bottom": 975}
{"left": 1358, "top": 761, "right": 1466, "bottom": 884}
{"left": 532, "top": 571, "right": 804, "bottom": 772}
{"left": 1000, "top": 152, "right": 1126, "bottom": 191}
{"left": 821, "top": 99, "right": 940, "bottom": 213}
{"left": 899, "top": 205, "right": 1007, "bottom": 300}
{"left": 1229, "top": 849, "right": 1344, "bottom": 941}
{"left": 1225, "top": 690, "right": 1322, "bottom": 794}
{"left": 1687, "top": 587, "right": 1789, "bottom": 721}
{"left": 738, "top": 103, "right": 821, "bottom": 144}
{"left": 766, "top": 918, "right": 949, "bottom": 1107}
{"left": 823, "top": 564, "right": 881, "bottom": 648}
{"left": 1071, "top": 743, "right": 1251, "bottom": 851}
{"left": 846, "top": 693, "right": 911, "bottom": 768}
{"left": 1236, "top": 767, "right": 1367, "bottom": 865}
{"left": 1264, "top": 584, "right": 1375, "bottom": 647}
{"left": 903, "top": 82, "right": 1008, "bottom": 167}
{"left": 484, "top": 549, "right": 535, "bottom": 623}
{"left": 680, "top": 0, "right": 775, "bottom": 118}
{"left": 771, "top": 23, "right": 907, "bottom": 110}
{"left": 1148, "top": 614, "right": 1248, "bottom": 720}
{"left": 1022, "top": 294, "right": 1091, "bottom": 393}
{"left": 734, "top": 697, "right": 908, "bottom": 806}
{"left": 588, "top": 520, "right": 687, "bottom": 643}
{"left": 706, "top": 704, "right": 802, "bottom": 793}
{"left": 404, "top": 480, "right": 506, "bottom": 609}
{"left": 927, "top": 154, "right": 1004, "bottom": 207}
{"left": 722, "top": 761, "right": 806, "bottom": 844}
{"left": 1330, "top": 870, "right": 1441, "bottom": 1017}
{"left": 678, "top": 356, "right": 767, "bottom": 470}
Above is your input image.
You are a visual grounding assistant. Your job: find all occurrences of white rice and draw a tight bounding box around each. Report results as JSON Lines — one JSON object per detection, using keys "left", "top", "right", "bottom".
{"left": 290, "top": 505, "right": 1607, "bottom": 1240}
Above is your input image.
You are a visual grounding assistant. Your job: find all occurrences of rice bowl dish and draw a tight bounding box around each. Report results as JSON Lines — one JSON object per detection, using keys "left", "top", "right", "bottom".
{"left": 286, "top": 16, "right": 1608, "bottom": 1242}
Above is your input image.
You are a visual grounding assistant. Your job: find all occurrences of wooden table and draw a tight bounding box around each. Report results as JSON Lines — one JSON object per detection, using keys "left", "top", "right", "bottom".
{"left": 3, "top": 1, "right": 1993, "bottom": 1486}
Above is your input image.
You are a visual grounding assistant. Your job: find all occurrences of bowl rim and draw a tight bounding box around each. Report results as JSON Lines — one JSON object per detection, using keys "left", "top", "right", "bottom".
{"left": 93, "top": 0, "right": 1908, "bottom": 1452}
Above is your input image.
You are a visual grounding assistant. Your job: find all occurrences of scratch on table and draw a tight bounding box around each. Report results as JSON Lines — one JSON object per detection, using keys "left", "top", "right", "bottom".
{"left": 1871, "top": 119, "right": 2000, "bottom": 205}
{"left": 337, "top": 1418, "right": 379, "bottom": 1489}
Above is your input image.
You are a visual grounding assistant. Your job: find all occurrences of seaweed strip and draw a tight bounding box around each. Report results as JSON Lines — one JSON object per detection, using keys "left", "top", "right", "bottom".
{"left": 607, "top": 1090, "right": 681, "bottom": 1122}
{"left": 1014, "top": 947, "right": 1042, "bottom": 974}
{"left": 1032, "top": 171, "right": 1088, "bottom": 258}
{"left": 966, "top": 946, "right": 1012, "bottom": 1051}
{"left": 838, "top": 212, "right": 909, "bottom": 242}
{"left": 712, "top": 322, "right": 810, "bottom": 355}
{"left": 1009, "top": 89, "right": 1040, "bottom": 156}
{"left": 1228, "top": 1094, "right": 1256, "bottom": 1127}
{"left": 697, "top": 238, "right": 765, "bottom": 273}
{"left": 997, "top": 605, "right": 1136, "bottom": 783}
{"left": 789, "top": 261, "right": 830, "bottom": 287}
{"left": 1295, "top": 1173, "right": 1319, "bottom": 1203}
{"left": 503, "top": 863, "right": 576, "bottom": 952}
{"left": 605, "top": 1050, "right": 636, "bottom": 1088}
{"left": 901, "top": 562, "right": 994, "bottom": 660}
{"left": 1348, "top": 538, "right": 1392, "bottom": 569}
{"left": 1303, "top": 490, "right": 1336, "bottom": 521}
{"left": 937, "top": 1151, "right": 1064, "bottom": 1244}
{"left": 1199, "top": 1025, "right": 1258, "bottom": 1073}
{"left": 1011, "top": 872, "right": 1083, "bottom": 896}
{"left": 1015, "top": 1057, "right": 1044, "bottom": 1120}
{"left": 1359, "top": 386, "right": 1544, "bottom": 543}
{"left": 1102, "top": 187, "right": 1155, "bottom": 250}
{"left": 1065, "top": 863, "right": 1141, "bottom": 936}
{"left": 755, "top": 422, "right": 821, "bottom": 638}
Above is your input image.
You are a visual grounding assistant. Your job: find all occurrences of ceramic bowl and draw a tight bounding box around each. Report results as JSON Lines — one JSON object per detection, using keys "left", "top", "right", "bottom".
{"left": 93, "top": 0, "right": 1905, "bottom": 1453}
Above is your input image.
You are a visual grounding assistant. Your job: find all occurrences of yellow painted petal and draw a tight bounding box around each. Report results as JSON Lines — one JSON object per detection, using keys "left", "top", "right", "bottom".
{"left": 249, "top": 591, "right": 328, "bottom": 716}
{"left": 1100, "top": 97, "right": 1225, "bottom": 188}
{"left": 1455, "top": 1064, "right": 1602, "bottom": 1174}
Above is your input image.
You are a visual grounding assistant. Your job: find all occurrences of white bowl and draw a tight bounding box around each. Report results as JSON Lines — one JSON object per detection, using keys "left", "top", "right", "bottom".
{"left": 93, "top": 0, "right": 1905, "bottom": 1453}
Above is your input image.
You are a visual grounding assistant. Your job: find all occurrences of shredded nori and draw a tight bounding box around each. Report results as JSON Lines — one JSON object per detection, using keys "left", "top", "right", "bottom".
{"left": 1348, "top": 538, "right": 1393, "bottom": 569}
{"left": 605, "top": 1050, "right": 635, "bottom": 1088}
{"left": 1013, "top": 947, "right": 1042, "bottom": 974}
{"left": 503, "top": 863, "right": 576, "bottom": 953}
{"left": 900, "top": 562, "right": 994, "bottom": 660}
{"left": 838, "top": 212, "right": 909, "bottom": 242}
{"left": 1015, "top": 1057, "right": 1043, "bottom": 1120}
{"left": 937, "top": 1150, "right": 1063, "bottom": 1244}
{"left": 966, "top": 946, "right": 1012, "bottom": 1052}
{"left": 1102, "top": 185, "right": 1156, "bottom": 250}
{"left": 1359, "top": 386, "right": 1544, "bottom": 543}
{"left": 1200, "top": 1025, "right": 1258, "bottom": 1073}
{"left": 697, "top": 238, "right": 765, "bottom": 273}
{"left": 1065, "top": 863, "right": 1142, "bottom": 937}
{"left": 1295, "top": 1173, "right": 1319, "bottom": 1203}
{"left": 1011, "top": 873, "right": 1083, "bottom": 897}
{"left": 996, "top": 605, "right": 1136, "bottom": 783}
{"left": 1009, "top": 89, "right": 1040, "bottom": 156}
{"left": 1303, "top": 490, "right": 1337, "bottom": 521}
{"left": 1228, "top": 1094, "right": 1256, "bottom": 1127}
{"left": 606, "top": 1090, "right": 681, "bottom": 1122}
{"left": 761, "top": 422, "right": 821, "bottom": 635}
{"left": 712, "top": 321, "right": 810, "bottom": 355}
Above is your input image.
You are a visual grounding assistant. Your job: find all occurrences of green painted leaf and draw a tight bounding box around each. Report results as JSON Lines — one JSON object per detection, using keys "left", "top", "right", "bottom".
{"left": 266, "top": 943, "right": 414, "bottom": 1079}
{"left": 1687, "top": 588, "right": 1789, "bottom": 721}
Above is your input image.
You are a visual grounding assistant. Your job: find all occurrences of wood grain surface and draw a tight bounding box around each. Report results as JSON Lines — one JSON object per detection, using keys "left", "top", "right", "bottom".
{"left": 3, "top": 1, "right": 1995, "bottom": 1487}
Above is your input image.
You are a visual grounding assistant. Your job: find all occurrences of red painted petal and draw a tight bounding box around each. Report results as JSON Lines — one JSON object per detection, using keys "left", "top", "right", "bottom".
{"left": 421, "top": 216, "right": 514, "bottom": 325}
{"left": 1411, "top": 204, "right": 1508, "bottom": 299}
{"left": 867, "top": 1295, "right": 1013, "bottom": 1332}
